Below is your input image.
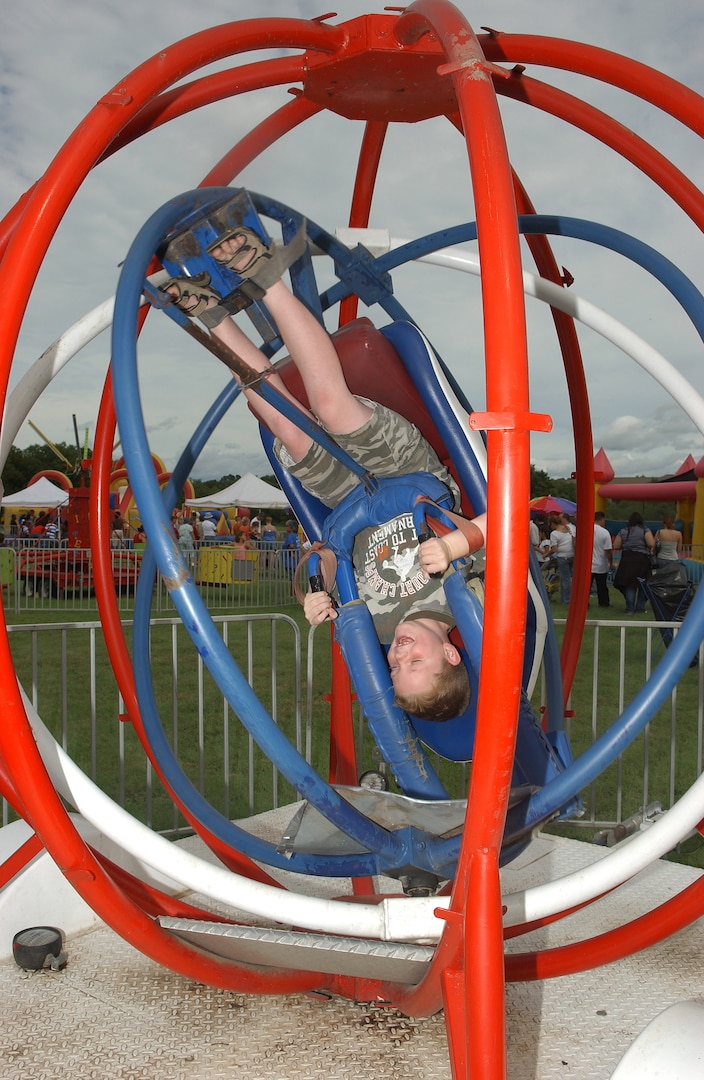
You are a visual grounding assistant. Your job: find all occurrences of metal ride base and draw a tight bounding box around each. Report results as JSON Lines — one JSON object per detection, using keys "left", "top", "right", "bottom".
{"left": 2, "top": 821, "right": 702, "bottom": 1080}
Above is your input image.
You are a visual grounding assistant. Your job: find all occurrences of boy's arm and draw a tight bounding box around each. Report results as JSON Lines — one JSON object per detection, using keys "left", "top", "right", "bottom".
{"left": 418, "top": 513, "right": 486, "bottom": 576}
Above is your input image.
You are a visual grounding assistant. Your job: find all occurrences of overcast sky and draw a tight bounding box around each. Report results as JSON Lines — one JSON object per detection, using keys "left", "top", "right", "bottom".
{"left": 1, "top": 0, "right": 703, "bottom": 487}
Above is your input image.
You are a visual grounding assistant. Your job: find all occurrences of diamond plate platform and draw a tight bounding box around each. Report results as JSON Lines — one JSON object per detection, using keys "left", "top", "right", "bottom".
{"left": 158, "top": 918, "right": 436, "bottom": 982}
{"left": 2, "top": 830, "right": 703, "bottom": 1079}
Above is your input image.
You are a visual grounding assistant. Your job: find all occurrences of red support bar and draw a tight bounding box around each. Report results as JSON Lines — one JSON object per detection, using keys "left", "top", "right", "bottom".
{"left": 202, "top": 94, "right": 324, "bottom": 187}
{"left": 90, "top": 336, "right": 284, "bottom": 890}
{"left": 0, "top": 17, "right": 343, "bottom": 381}
{"left": 496, "top": 70, "right": 704, "bottom": 231}
{"left": 510, "top": 174, "right": 594, "bottom": 705}
{"left": 0, "top": 15, "right": 348, "bottom": 1000}
{"left": 0, "top": 832, "right": 44, "bottom": 890}
{"left": 339, "top": 119, "right": 389, "bottom": 325}
{"left": 506, "top": 871, "right": 704, "bottom": 982}
{"left": 388, "top": 5, "right": 533, "bottom": 1075}
{"left": 480, "top": 33, "right": 704, "bottom": 138}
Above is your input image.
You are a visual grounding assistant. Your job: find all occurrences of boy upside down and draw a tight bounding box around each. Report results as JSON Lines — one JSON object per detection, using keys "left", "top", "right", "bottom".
{"left": 162, "top": 193, "right": 486, "bottom": 721}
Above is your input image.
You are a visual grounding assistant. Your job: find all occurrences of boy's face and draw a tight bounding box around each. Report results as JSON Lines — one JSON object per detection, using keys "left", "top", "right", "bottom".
{"left": 387, "top": 618, "right": 459, "bottom": 698}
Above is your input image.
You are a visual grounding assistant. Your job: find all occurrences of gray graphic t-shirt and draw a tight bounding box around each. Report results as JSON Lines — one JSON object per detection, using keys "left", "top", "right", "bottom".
{"left": 352, "top": 510, "right": 482, "bottom": 644}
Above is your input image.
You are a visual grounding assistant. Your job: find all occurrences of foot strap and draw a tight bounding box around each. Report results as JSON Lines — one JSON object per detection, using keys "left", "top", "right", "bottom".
{"left": 163, "top": 274, "right": 266, "bottom": 329}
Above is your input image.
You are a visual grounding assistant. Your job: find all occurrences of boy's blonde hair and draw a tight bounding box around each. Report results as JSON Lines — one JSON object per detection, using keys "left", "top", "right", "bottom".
{"left": 394, "top": 658, "right": 470, "bottom": 723}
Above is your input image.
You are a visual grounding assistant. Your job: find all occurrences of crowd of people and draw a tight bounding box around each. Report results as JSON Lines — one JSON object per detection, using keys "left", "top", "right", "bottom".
{"left": 1, "top": 509, "right": 65, "bottom": 546}
{"left": 0, "top": 491, "right": 686, "bottom": 624}
{"left": 8, "top": 496, "right": 684, "bottom": 621}
{"left": 0, "top": 494, "right": 302, "bottom": 547}
{"left": 170, "top": 507, "right": 304, "bottom": 577}
{"left": 530, "top": 507, "right": 686, "bottom": 615}
{"left": 0, "top": 504, "right": 302, "bottom": 570}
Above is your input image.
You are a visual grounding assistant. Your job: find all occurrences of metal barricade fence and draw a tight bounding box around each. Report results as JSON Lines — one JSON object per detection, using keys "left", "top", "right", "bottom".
{"left": 547, "top": 618, "right": 704, "bottom": 842}
{"left": 5, "top": 540, "right": 301, "bottom": 615}
{"left": 4, "top": 614, "right": 320, "bottom": 833}
{"left": 0, "top": 545, "right": 18, "bottom": 610}
{"left": 2, "top": 614, "right": 703, "bottom": 860}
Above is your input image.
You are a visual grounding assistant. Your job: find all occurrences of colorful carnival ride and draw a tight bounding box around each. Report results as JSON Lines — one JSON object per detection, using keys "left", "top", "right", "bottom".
{"left": 1, "top": 6, "right": 704, "bottom": 1078}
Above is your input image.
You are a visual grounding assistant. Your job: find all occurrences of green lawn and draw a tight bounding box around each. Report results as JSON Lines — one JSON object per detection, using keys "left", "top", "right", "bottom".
{"left": 540, "top": 599, "right": 704, "bottom": 869}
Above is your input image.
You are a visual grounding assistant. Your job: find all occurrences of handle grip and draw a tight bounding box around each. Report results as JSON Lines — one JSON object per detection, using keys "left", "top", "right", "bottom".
{"left": 309, "top": 573, "right": 325, "bottom": 593}
{"left": 418, "top": 530, "right": 443, "bottom": 579}
{"left": 309, "top": 570, "right": 338, "bottom": 618}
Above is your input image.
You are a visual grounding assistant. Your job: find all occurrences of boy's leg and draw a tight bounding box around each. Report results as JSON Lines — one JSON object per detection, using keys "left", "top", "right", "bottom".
{"left": 209, "top": 313, "right": 314, "bottom": 463}
{"left": 190, "top": 280, "right": 371, "bottom": 467}
{"left": 210, "top": 280, "right": 460, "bottom": 507}
{"left": 206, "top": 231, "right": 372, "bottom": 437}
{"left": 168, "top": 211, "right": 452, "bottom": 500}
{"left": 247, "top": 282, "right": 372, "bottom": 436}
{"left": 163, "top": 203, "right": 370, "bottom": 464}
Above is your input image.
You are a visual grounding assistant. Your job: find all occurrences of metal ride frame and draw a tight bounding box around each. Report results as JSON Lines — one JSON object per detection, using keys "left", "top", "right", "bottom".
{"left": 1, "top": 6, "right": 704, "bottom": 1079}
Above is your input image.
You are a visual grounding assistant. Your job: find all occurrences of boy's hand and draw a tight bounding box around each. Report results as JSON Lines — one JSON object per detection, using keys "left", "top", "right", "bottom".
{"left": 419, "top": 529, "right": 471, "bottom": 576}
{"left": 303, "top": 589, "right": 338, "bottom": 626}
{"left": 419, "top": 536, "right": 453, "bottom": 575}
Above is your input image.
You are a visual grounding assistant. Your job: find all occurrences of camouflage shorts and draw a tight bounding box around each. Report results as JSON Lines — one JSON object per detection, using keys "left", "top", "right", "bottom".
{"left": 274, "top": 397, "right": 460, "bottom": 509}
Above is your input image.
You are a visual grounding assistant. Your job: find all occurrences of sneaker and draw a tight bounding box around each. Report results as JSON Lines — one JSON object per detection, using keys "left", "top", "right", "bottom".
{"left": 161, "top": 272, "right": 263, "bottom": 327}
{"left": 157, "top": 189, "right": 271, "bottom": 314}
{"left": 162, "top": 272, "right": 224, "bottom": 324}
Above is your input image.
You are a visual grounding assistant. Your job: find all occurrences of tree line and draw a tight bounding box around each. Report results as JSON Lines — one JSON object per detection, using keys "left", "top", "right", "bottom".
{"left": 2, "top": 444, "right": 673, "bottom": 521}
{"left": 1, "top": 443, "right": 279, "bottom": 502}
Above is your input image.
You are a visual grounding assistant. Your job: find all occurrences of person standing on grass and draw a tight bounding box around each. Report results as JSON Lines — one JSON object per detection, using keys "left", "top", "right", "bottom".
{"left": 177, "top": 516, "right": 196, "bottom": 561}
{"left": 200, "top": 514, "right": 217, "bottom": 542}
{"left": 591, "top": 511, "right": 613, "bottom": 608}
{"left": 654, "top": 516, "right": 683, "bottom": 565}
{"left": 191, "top": 512, "right": 204, "bottom": 546}
{"left": 612, "top": 512, "right": 655, "bottom": 614}
{"left": 281, "top": 520, "right": 300, "bottom": 587}
{"left": 549, "top": 513, "right": 576, "bottom": 604}
{"left": 261, "top": 516, "right": 278, "bottom": 572}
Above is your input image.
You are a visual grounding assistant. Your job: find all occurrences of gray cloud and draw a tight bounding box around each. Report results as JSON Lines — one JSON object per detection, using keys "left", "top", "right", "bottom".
{"left": 2, "top": 0, "right": 703, "bottom": 485}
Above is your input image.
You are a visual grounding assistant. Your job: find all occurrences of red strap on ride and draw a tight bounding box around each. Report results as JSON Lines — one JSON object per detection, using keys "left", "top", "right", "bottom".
{"left": 415, "top": 496, "right": 485, "bottom": 553}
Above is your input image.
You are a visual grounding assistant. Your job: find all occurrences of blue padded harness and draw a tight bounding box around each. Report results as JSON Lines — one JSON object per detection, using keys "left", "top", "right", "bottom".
{"left": 320, "top": 471, "right": 454, "bottom": 559}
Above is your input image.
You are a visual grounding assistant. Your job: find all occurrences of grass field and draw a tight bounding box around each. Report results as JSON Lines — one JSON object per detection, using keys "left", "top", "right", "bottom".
{"left": 4, "top": 593, "right": 703, "bottom": 869}
{"left": 540, "top": 599, "right": 704, "bottom": 869}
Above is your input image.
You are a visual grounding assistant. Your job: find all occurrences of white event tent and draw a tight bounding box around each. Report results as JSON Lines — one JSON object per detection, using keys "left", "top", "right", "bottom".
{"left": 184, "top": 472, "right": 290, "bottom": 511}
{"left": 2, "top": 477, "right": 70, "bottom": 508}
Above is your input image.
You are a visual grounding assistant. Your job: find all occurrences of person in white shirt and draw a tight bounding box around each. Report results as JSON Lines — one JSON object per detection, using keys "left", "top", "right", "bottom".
{"left": 199, "top": 515, "right": 217, "bottom": 541}
{"left": 529, "top": 515, "right": 541, "bottom": 562}
{"left": 591, "top": 511, "right": 613, "bottom": 608}
{"left": 549, "top": 513, "right": 576, "bottom": 604}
